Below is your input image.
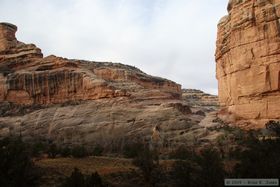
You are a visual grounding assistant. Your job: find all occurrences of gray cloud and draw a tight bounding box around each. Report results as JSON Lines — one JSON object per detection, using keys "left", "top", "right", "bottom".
{"left": 0, "top": 0, "right": 228, "bottom": 94}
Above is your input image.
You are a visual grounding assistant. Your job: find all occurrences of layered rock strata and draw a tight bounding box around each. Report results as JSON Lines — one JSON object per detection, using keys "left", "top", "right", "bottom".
{"left": 0, "top": 22, "right": 216, "bottom": 149}
{"left": 216, "top": 0, "right": 280, "bottom": 128}
{"left": 0, "top": 22, "right": 181, "bottom": 106}
{"left": 182, "top": 89, "right": 218, "bottom": 110}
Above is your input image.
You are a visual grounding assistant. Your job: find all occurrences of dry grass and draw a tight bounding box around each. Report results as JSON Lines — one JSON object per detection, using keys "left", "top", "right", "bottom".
{"left": 36, "top": 156, "right": 136, "bottom": 176}
{"left": 35, "top": 156, "right": 180, "bottom": 186}
{"left": 35, "top": 156, "right": 139, "bottom": 186}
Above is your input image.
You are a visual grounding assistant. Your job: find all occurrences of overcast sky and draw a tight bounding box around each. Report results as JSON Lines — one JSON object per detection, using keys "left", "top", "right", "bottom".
{"left": 0, "top": 0, "right": 228, "bottom": 94}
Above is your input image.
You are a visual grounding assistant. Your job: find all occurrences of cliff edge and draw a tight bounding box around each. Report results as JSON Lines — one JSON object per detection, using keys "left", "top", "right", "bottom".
{"left": 0, "top": 23, "right": 219, "bottom": 149}
{"left": 216, "top": 0, "right": 280, "bottom": 128}
{"left": 0, "top": 22, "right": 181, "bottom": 106}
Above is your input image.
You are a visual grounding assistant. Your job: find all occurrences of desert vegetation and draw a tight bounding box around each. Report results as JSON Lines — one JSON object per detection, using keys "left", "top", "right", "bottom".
{"left": 60, "top": 168, "right": 105, "bottom": 187}
{"left": 0, "top": 137, "right": 40, "bottom": 187}
{"left": 1, "top": 121, "right": 280, "bottom": 186}
{"left": 1, "top": 1, "right": 280, "bottom": 185}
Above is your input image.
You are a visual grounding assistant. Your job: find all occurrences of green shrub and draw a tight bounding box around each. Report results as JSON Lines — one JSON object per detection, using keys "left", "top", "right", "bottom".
{"left": 85, "top": 172, "right": 104, "bottom": 187}
{"left": 171, "top": 160, "right": 197, "bottom": 187}
{"left": 48, "top": 144, "right": 58, "bottom": 158}
{"left": 266, "top": 120, "right": 280, "bottom": 137}
{"left": 123, "top": 142, "right": 144, "bottom": 158}
{"left": 132, "top": 146, "right": 159, "bottom": 184}
{"left": 31, "top": 141, "right": 48, "bottom": 157}
{"left": 61, "top": 168, "right": 105, "bottom": 187}
{"left": 195, "top": 148, "right": 225, "bottom": 187}
{"left": 60, "top": 146, "right": 72, "bottom": 157}
{"left": 233, "top": 138, "right": 280, "bottom": 178}
{"left": 72, "top": 146, "right": 88, "bottom": 158}
{"left": 61, "top": 168, "right": 85, "bottom": 187}
{"left": 169, "top": 147, "right": 225, "bottom": 187}
{"left": 0, "top": 137, "right": 40, "bottom": 187}
{"left": 91, "top": 145, "right": 104, "bottom": 156}
{"left": 169, "top": 146, "right": 194, "bottom": 160}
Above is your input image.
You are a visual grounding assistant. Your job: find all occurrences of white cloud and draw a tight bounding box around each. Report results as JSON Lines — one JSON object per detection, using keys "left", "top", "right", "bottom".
{"left": 0, "top": 0, "right": 228, "bottom": 94}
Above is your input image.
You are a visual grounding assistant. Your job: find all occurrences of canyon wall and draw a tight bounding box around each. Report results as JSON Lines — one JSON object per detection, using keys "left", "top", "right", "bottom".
{"left": 216, "top": 0, "right": 280, "bottom": 128}
{"left": 0, "top": 22, "right": 181, "bottom": 106}
{"left": 0, "top": 22, "right": 215, "bottom": 149}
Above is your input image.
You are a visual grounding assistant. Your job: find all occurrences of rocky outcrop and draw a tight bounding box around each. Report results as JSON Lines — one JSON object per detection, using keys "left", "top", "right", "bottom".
{"left": 1, "top": 22, "right": 213, "bottom": 149}
{"left": 0, "top": 23, "right": 226, "bottom": 150}
{"left": 182, "top": 89, "right": 218, "bottom": 110}
{"left": 0, "top": 23, "right": 43, "bottom": 66}
{"left": 0, "top": 22, "right": 181, "bottom": 106}
{"left": 216, "top": 0, "right": 280, "bottom": 128}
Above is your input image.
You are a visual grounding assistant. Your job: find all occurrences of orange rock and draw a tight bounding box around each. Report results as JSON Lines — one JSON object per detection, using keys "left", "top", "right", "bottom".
{"left": 216, "top": 0, "right": 280, "bottom": 128}
{"left": 0, "top": 23, "right": 221, "bottom": 148}
{"left": 0, "top": 22, "right": 181, "bottom": 106}
{"left": 0, "top": 22, "right": 17, "bottom": 51}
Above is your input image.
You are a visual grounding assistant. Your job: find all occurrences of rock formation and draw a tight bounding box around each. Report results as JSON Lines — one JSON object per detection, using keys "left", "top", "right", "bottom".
{"left": 0, "top": 22, "right": 181, "bottom": 106}
{"left": 0, "top": 22, "right": 221, "bottom": 149}
{"left": 216, "top": 0, "right": 280, "bottom": 128}
{"left": 182, "top": 89, "right": 218, "bottom": 111}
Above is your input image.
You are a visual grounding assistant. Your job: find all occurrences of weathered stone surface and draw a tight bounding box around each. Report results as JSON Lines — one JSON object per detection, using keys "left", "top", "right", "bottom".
{"left": 0, "top": 96, "right": 221, "bottom": 150}
{"left": 0, "top": 23, "right": 224, "bottom": 149}
{"left": 0, "top": 23, "right": 223, "bottom": 149}
{"left": 0, "top": 23, "right": 42, "bottom": 65}
{"left": 0, "top": 23, "right": 193, "bottom": 148}
{"left": 0, "top": 23, "right": 181, "bottom": 106}
{"left": 0, "top": 23, "right": 17, "bottom": 51}
{"left": 216, "top": 0, "right": 280, "bottom": 128}
{"left": 182, "top": 89, "right": 218, "bottom": 111}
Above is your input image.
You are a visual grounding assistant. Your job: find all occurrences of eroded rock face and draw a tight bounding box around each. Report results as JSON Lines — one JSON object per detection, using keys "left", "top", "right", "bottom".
{"left": 0, "top": 22, "right": 181, "bottom": 106}
{"left": 0, "top": 23, "right": 223, "bottom": 149}
{"left": 182, "top": 89, "right": 218, "bottom": 110}
{"left": 216, "top": 0, "right": 280, "bottom": 128}
{"left": 1, "top": 22, "right": 205, "bottom": 148}
{"left": 0, "top": 23, "right": 17, "bottom": 51}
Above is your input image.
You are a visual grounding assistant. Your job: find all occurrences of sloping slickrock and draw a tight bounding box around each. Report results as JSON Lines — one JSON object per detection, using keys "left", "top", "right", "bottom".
{"left": 182, "top": 89, "right": 218, "bottom": 111}
{"left": 0, "top": 22, "right": 211, "bottom": 148}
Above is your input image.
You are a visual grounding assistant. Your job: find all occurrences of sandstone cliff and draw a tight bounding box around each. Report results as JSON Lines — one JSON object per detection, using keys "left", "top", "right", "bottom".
{"left": 0, "top": 23, "right": 181, "bottom": 106}
{"left": 216, "top": 0, "right": 280, "bottom": 128}
{"left": 0, "top": 22, "right": 222, "bottom": 149}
